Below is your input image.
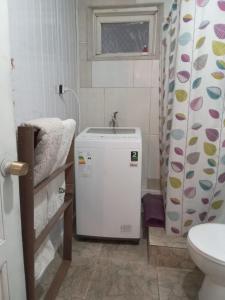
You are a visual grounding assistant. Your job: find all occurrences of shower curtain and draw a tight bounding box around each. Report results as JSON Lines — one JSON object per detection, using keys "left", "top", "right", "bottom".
{"left": 160, "top": 0, "right": 225, "bottom": 236}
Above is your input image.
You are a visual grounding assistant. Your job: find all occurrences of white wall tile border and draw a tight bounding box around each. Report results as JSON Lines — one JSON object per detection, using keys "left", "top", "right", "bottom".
{"left": 92, "top": 61, "right": 134, "bottom": 88}
{"left": 133, "top": 60, "right": 153, "bottom": 87}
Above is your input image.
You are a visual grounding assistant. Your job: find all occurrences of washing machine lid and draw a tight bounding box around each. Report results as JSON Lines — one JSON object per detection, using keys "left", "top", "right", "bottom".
{"left": 188, "top": 223, "right": 225, "bottom": 264}
{"left": 76, "top": 127, "right": 142, "bottom": 142}
{"left": 86, "top": 128, "right": 136, "bottom": 134}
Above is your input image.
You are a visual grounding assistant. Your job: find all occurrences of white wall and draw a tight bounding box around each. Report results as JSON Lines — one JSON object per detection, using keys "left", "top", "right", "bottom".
{"left": 8, "top": 0, "right": 79, "bottom": 125}
{"left": 78, "top": 0, "right": 171, "bottom": 187}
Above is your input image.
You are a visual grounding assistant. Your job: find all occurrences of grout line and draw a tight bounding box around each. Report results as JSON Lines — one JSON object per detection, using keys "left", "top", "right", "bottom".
{"left": 132, "top": 60, "right": 134, "bottom": 87}
{"left": 156, "top": 266, "right": 161, "bottom": 300}
{"left": 103, "top": 88, "right": 106, "bottom": 127}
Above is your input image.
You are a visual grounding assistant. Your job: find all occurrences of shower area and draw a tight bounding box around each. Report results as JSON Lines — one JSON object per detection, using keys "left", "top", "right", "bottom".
{"left": 160, "top": 0, "right": 225, "bottom": 236}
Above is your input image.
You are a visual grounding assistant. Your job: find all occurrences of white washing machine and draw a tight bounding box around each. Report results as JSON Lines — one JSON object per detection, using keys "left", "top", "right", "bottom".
{"left": 75, "top": 127, "right": 142, "bottom": 241}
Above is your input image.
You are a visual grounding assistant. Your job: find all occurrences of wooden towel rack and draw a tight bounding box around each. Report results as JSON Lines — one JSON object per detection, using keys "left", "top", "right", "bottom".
{"left": 17, "top": 125, "right": 75, "bottom": 300}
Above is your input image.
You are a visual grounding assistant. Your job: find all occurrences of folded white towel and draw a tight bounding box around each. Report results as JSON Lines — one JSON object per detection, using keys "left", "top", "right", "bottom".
{"left": 24, "top": 118, "right": 76, "bottom": 186}
{"left": 23, "top": 118, "right": 76, "bottom": 281}
{"left": 34, "top": 189, "right": 48, "bottom": 236}
{"left": 51, "top": 119, "right": 76, "bottom": 172}
{"left": 34, "top": 177, "right": 64, "bottom": 280}
{"left": 35, "top": 240, "right": 55, "bottom": 282}
{"left": 24, "top": 118, "right": 64, "bottom": 186}
{"left": 47, "top": 174, "right": 65, "bottom": 220}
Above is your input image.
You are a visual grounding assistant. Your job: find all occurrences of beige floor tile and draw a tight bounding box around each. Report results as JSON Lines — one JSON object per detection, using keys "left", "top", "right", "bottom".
{"left": 92, "top": 295, "right": 157, "bottom": 300}
{"left": 86, "top": 258, "right": 159, "bottom": 300}
{"left": 72, "top": 237, "right": 103, "bottom": 258}
{"left": 56, "top": 296, "right": 83, "bottom": 300}
{"left": 149, "top": 245, "right": 195, "bottom": 269}
{"left": 149, "top": 228, "right": 187, "bottom": 249}
{"left": 57, "top": 257, "right": 97, "bottom": 299}
{"left": 157, "top": 267, "right": 204, "bottom": 300}
{"left": 52, "top": 239, "right": 205, "bottom": 300}
{"left": 100, "top": 239, "right": 148, "bottom": 264}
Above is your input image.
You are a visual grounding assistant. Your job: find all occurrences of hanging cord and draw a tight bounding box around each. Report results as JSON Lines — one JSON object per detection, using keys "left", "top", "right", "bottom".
{"left": 63, "top": 87, "right": 81, "bottom": 134}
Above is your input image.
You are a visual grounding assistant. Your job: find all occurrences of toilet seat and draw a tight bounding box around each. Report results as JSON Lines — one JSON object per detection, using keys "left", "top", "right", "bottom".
{"left": 188, "top": 223, "right": 225, "bottom": 266}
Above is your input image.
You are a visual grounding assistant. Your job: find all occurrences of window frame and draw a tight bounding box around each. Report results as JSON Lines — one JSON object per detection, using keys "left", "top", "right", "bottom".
{"left": 89, "top": 6, "right": 159, "bottom": 61}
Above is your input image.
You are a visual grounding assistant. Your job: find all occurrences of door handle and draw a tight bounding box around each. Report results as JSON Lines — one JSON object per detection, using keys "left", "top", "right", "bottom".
{"left": 1, "top": 160, "right": 29, "bottom": 177}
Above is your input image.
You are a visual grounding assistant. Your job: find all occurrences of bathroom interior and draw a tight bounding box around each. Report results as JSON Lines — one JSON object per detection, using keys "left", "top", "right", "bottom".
{"left": 1, "top": 0, "right": 225, "bottom": 299}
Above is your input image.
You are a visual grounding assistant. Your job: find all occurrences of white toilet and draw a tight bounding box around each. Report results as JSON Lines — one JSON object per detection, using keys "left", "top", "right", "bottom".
{"left": 187, "top": 223, "right": 225, "bottom": 300}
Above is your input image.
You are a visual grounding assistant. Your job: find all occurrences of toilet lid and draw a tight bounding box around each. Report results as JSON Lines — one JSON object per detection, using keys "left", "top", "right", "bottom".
{"left": 188, "top": 223, "right": 225, "bottom": 264}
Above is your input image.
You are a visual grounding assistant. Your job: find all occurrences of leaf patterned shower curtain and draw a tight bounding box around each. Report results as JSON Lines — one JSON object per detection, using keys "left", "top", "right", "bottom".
{"left": 160, "top": 0, "right": 225, "bottom": 236}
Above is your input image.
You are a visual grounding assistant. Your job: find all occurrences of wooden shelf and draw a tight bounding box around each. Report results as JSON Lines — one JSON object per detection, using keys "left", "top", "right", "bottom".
{"left": 18, "top": 125, "right": 75, "bottom": 300}
{"left": 34, "top": 198, "right": 73, "bottom": 253}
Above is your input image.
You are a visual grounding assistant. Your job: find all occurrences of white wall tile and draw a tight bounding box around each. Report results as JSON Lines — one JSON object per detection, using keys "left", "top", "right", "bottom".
{"left": 92, "top": 61, "right": 133, "bottom": 88}
{"left": 78, "top": 0, "right": 88, "bottom": 43}
{"left": 151, "top": 60, "right": 160, "bottom": 87}
{"left": 134, "top": 60, "right": 152, "bottom": 87}
{"left": 105, "top": 88, "right": 151, "bottom": 133}
{"left": 80, "top": 88, "right": 105, "bottom": 130}
{"left": 80, "top": 61, "right": 92, "bottom": 88}
{"left": 79, "top": 42, "right": 88, "bottom": 61}
{"left": 148, "top": 134, "right": 160, "bottom": 179}
{"left": 150, "top": 87, "right": 160, "bottom": 135}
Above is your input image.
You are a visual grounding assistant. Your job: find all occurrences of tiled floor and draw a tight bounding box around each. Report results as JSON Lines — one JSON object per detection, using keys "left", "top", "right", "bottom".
{"left": 148, "top": 228, "right": 195, "bottom": 269}
{"left": 149, "top": 227, "right": 187, "bottom": 248}
{"left": 54, "top": 238, "right": 203, "bottom": 300}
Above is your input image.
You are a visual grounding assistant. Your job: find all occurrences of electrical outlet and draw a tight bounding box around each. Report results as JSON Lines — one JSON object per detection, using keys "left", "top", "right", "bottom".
{"left": 56, "top": 84, "right": 64, "bottom": 95}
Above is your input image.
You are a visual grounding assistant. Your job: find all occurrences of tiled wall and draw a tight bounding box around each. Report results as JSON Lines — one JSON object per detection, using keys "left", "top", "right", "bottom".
{"left": 78, "top": 0, "right": 172, "bottom": 186}
{"left": 8, "top": 0, "right": 79, "bottom": 125}
{"left": 80, "top": 61, "right": 160, "bottom": 184}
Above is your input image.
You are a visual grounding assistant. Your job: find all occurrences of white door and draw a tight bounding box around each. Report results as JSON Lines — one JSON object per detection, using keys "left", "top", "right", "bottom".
{"left": 0, "top": 0, "right": 26, "bottom": 299}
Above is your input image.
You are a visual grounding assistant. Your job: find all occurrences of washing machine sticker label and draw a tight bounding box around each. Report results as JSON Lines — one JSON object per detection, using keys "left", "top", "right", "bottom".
{"left": 78, "top": 155, "right": 86, "bottom": 165}
{"left": 131, "top": 151, "right": 138, "bottom": 162}
{"left": 130, "top": 151, "right": 138, "bottom": 167}
{"left": 78, "top": 152, "right": 92, "bottom": 177}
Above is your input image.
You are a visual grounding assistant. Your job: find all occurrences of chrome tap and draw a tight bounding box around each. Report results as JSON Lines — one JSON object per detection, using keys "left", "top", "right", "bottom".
{"left": 110, "top": 111, "right": 119, "bottom": 128}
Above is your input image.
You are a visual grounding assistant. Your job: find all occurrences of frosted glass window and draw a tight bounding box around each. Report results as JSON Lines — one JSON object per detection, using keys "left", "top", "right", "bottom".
{"left": 101, "top": 22, "right": 149, "bottom": 54}
{"left": 92, "top": 7, "right": 158, "bottom": 58}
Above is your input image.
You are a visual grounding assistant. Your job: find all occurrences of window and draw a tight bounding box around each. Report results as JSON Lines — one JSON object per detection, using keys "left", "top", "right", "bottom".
{"left": 90, "top": 7, "right": 159, "bottom": 60}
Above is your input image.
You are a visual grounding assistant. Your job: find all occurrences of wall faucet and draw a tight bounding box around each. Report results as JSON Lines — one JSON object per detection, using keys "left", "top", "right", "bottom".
{"left": 110, "top": 111, "right": 119, "bottom": 128}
